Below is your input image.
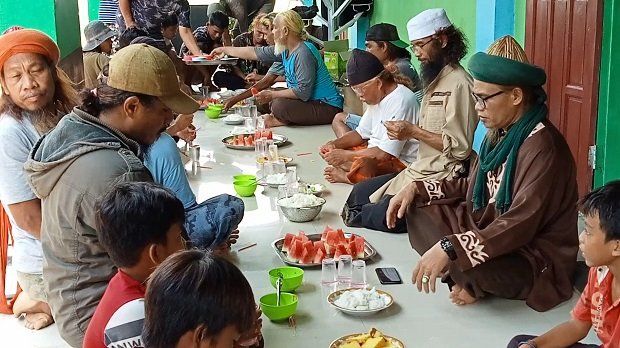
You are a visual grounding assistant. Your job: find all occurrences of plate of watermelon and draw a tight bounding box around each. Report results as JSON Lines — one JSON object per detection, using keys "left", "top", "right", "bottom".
{"left": 272, "top": 227, "right": 377, "bottom": 267}
{"left": 222, "top": 132, "right": 287, "bottom": 150}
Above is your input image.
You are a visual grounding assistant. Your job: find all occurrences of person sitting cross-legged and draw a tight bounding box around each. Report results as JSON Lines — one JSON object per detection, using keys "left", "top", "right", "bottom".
{"left": 83, "top": 182, "right": 187, "bottom": 348}
{"left": 319, "top": 49, "right": 419, "bottom": 185}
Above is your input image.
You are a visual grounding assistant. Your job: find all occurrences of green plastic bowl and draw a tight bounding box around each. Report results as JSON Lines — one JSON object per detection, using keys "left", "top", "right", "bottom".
{"left": 205, "top": 107, "right": 222, "bottom": 119}
{"left": 233, "top": 180, "right": 257, "bottom": 197}
{"left": 233, "top": 174, "right": 257, "bottom": 182}
{"left": 259, "top": 292, "right": 298, "bottom": 321}
{"left": 269, "top": 267, "right": 304, "bottom": 292}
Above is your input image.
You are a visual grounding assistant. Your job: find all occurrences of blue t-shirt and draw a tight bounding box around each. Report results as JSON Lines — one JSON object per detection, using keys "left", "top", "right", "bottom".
{"left": 144, "top": 134, "right": 196, "bottom": 209}
{"left": 255, "top": 42, "right": 343, "bottom": 109}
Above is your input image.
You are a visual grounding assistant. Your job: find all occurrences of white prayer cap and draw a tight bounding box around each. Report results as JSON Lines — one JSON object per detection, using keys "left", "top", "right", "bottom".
{"left": 407, "top": 8, "right": 453, "bottom": 41}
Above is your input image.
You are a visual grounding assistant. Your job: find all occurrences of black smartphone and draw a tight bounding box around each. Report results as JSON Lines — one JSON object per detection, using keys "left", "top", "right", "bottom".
{"left": 375, "top": 267, "right": 403, "bottom": 284}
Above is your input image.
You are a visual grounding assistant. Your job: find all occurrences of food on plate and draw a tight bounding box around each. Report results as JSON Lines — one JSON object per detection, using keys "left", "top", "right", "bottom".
{"left": 254, "top": 129, "right": 273, "bottom": 140}
{"left": 278, "top": 193, "right": 323, "bottom": 208}
{"left": 263, "top": 173, "right": 288, "bottom": 185}
{"left": 281, "top": 227, "right": 366, "bottom": 264}
{"left": 224, "top": 114, "right": 244, "bottom": 122}
{"left": 256, "top": 156, "right": 292, "bottom": 165}
{"left": 299, "top": 183, "right": 325, "bottom": 195}
{"left": 336, "top": 328, "right": 399, "bottom": 348}
{"left": 333, "top": 288, "right": 391, "bottom": 311}
{"left": 229, "top": 134, "right": 255, "bottom": 147}
{"left": 200, "top": 98, "right": 220, "bottom": 107}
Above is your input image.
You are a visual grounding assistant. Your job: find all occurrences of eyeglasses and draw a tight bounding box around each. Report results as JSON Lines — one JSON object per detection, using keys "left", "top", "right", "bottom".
{"left": 472, "top": 90, "right": 505, "bottom": 109}
{"left": 411, "top": 37, "right": 435, "bottom": 52}
{"left": 351, "top": 76, "right": 379, "bottom": 96}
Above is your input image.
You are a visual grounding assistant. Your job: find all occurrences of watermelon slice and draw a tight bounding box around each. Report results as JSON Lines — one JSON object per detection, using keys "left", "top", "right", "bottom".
{"left": 347, "top": 240, "right": 356, "bottom": 258}
{"left": 336, "top": 229, "right": 346, "bottom": 243}
{"left": 313, "top": 241, "right": 326, "bottom": 255}
{"left": 299, "top": 246, "right": 316, "bottom": 264}
{"left": 298, "top": 231, "right": 309, "bottom": 243}
{"left": 288, "top": 240, "right": 304, "bottom": 262}
{"left": 334, "top": 244, "right": 349, "bottom": 260}
{"left": 354, "top": 236, "right": 365, "bottom": 259}
{"left": 282, "top": 233, "right": 296, "bottom": 253}
{"left": 321, "top": 226, "right": 334, "bottom": 241}
{"left": 313, "top": 248, "right": 326, "bottom": 264}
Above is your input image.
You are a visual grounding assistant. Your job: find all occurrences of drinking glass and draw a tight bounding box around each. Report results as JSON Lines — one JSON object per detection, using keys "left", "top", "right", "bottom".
{"left": 337, "top": 255, "right": 353, "bottom": 285}
{"left": 350, "top": 260, "right": 367, "bottom": 288}
{"left": 321, "top": 258, "right": 337, "bottom": 284}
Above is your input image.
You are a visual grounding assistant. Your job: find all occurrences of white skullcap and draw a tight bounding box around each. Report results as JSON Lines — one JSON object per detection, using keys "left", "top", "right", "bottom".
{"left": 407, "top": 8, "right": 452, "bottom": 41}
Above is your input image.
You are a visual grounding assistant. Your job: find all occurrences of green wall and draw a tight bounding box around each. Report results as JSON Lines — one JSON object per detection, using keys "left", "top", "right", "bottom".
{"left": 54, "top": 0, "right": 81, "bottom": 58}
{"left": 0, "top": 1, "right": 57, "bottom": 40}
{"left": 89, "top": 0, "right": 101, "bottom": 21}
{"left": 370, "top": 0, "right": 478, "bottom": 69}
{"left": 514, "top": 0, "right": 526, "bottom": 44}
{"left": 594, "top": 0, "right": 620, "bottom": 187}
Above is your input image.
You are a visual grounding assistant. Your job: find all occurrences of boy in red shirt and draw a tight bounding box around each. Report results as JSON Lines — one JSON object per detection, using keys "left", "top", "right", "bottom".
{"left": 83, "top": 182, "right": 187, "bottom": 348}
{"left": 507, "top": 180, "right": 620, "bottom": 348}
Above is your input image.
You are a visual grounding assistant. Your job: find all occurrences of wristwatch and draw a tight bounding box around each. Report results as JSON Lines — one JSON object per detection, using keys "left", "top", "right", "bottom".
{"left": 440, "top": 237, "right": 457, "bottom": 261}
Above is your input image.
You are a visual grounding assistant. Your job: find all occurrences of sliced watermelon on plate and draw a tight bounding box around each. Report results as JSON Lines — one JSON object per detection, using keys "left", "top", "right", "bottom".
{"left": 299, "top": 244, "right": 316, "bottom": 264}
{"left": 282, "top": 233, "right": 296, "bottom": 253}
{"left": 313, "top": 248, "right": 326, "bottom": 264}
{"left": 354, "top": 236, "right": 365, "bottom": 259}
{"left": 288, "top": 240, "right": 304, "bottom": 262}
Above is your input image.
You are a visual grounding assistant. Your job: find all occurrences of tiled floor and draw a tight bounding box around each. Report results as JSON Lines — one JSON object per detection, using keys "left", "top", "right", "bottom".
{"left": 0, "top": 111, "right": 600, "bottom": 347}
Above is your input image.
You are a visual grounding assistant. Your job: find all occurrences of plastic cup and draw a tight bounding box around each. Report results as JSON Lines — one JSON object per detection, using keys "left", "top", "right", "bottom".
{"left": 321, "top": 258, "right": 337, "bottom": 284}
{"left": 337, "top": 255, "right": 353, "bottom": 285}
{"left": 350, "top": 260, "right": 367, "bottom": 288}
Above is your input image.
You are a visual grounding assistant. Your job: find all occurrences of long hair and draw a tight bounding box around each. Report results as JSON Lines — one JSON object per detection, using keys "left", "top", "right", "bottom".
{"left": 78, "top": 84, "right": 157, "bottom": 118}
{"left": 435, "top": 25, "right": 468, "bottom": 65}
{"left": 381, "top": 41, "right": 411, "bottom": 61}
{"left": 0, "top": 60, "right": 78, "bottom": 133}
{"left": 378, "top": 68, "right": 418, "bottom": 93}
{"left": 276, "top": 10, "right": 308, "bottom": 40}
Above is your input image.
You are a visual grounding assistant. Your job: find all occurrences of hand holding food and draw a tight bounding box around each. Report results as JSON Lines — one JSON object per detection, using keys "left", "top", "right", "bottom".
{"left": 384, "top": 120, "right": 418, "bottom": 141}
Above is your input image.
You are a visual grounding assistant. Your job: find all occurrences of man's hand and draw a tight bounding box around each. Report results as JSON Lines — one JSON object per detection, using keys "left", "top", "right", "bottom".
{"left": 176, "top": 125, "right": 196, "bottom": 143}
{"left": 174, "top": 114, "right": 194, "bottom": 131}
{"left": 412, "top": 242, "right": 450, "bottom": 293}
{"left": 245, "top": 70, "right": 264, "bottom": 84}
{"left": 211, "top": 46, "right": 228, "bottom": 59}
{"left": 255, "top": 90, "right": 274, "bottom": 104}
{"left": 385, "top": 183, "right": 416, "bottom": 229}
{"left": 384, "top": 120, "right": 420, "bottom": 141}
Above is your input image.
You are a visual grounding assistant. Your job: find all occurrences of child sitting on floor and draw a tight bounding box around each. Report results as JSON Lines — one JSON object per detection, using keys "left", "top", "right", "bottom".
{"left": 143, "top": 249, "right": 262, "bottom": 348}
{"left": 83, "top": 182, "right": 187, "bottom": 348}
{"left": 507, "top": 180, "right": 620, "bottom": 348}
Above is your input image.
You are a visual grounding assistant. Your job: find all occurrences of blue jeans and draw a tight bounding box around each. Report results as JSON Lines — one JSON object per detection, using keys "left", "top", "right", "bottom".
{"left": 184, "top": 194, "right": 245, "bottom": 249}
{"left": 345, "top": 113, "right": 362, "bottom": 130}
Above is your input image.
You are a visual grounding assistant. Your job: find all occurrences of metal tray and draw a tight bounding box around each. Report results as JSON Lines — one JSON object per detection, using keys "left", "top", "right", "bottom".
{"left": 271, "top": 233, "right": 377, "bottom": 268}
{"left": 222, "top": 133, "right": 288, "bottom": 150}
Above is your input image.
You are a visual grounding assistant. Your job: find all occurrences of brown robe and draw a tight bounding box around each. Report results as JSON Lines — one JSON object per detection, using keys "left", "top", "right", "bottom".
{"left": 406, "top": 120, "right": 579, "bottom": 312}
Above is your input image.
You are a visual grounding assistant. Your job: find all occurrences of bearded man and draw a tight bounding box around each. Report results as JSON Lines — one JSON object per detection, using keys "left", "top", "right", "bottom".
{"left": 0, "top": 29, "right": 78, "bottom": 330}
{"left": 342, "top": 8, "right": 478, "bottom": 234}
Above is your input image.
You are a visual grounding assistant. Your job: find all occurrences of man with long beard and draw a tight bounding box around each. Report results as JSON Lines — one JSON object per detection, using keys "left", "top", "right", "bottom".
{"left": 0, "top": 29, "right": 78, "bottom": 330}
{"left": 23, "top": 44, "right": 198, "bottom": 347}
{"left": 341, "top": 8, "right": 478, "bottom": 234}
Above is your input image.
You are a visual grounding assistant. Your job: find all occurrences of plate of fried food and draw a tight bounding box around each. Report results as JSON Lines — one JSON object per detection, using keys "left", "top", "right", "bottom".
{"left": 330, "top": 328, "right": 404, "bottom": 348}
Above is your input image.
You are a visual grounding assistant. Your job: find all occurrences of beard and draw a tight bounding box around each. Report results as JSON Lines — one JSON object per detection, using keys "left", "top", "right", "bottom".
{"left": 420, "top": 59, "right": 447, "bottom": 88}
{"left": 274, "top": 41, "right": 286, "bottom": 55}
{"left": 30, "top": 108, "right": 62, "bottom": 134}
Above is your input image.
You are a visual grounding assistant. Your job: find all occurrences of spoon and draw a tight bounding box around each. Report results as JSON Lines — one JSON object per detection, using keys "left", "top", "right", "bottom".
{"left": 276, "top": 272, "right": 284, "bottom": 306}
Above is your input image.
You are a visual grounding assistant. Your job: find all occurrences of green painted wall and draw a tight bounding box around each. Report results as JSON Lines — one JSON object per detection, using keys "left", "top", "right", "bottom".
{"left": 0, "top": 1, "right": 57, "bottom": 40}
{"left": 594, "top": 0, "right": 620, "bottom": 187}
{"left": 54, "top": 0, "right": 81, "bottom": 58}
{"left": 514, "top": 0, "right": 526, "bottom": 44}
{"left": 370, "top": 0, "right": 477, "bottom": 69}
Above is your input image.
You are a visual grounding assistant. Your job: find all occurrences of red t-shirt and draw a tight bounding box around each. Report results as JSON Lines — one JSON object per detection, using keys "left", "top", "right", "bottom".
{"left": 84, "top": 270, "right": 146, "bottom": 348}
{"left": 572, "top": 266, "right": 620, "bottom": 347}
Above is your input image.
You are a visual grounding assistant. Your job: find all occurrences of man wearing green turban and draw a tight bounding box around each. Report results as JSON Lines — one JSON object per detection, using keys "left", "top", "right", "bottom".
{"left": 386, "top": 36, "right": 579, "bottom": 311}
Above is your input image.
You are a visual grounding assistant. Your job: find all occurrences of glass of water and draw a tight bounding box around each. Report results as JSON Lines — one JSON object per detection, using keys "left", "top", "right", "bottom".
{"left": 321, "top": 258, "right": 337, "bottom": 284}
{"left": 337, "top": 255, "right": 353, "bottom": 285}
{"left": 350, "top": 260, "right": 367, "bottom": 288}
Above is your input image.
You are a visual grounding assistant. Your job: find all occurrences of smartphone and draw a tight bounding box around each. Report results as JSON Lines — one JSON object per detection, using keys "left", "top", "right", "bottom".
{"left": 375, "top": 267, "right": 403, "bottom": 285}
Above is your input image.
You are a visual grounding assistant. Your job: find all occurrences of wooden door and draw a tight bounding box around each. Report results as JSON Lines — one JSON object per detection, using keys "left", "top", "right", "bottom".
{"left": 525, "top": 0, "right": 603, "bottom": 197}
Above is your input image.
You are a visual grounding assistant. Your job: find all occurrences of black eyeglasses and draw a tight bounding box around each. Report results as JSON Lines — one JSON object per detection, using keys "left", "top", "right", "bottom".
{"left": 411, "top": 37, "right": 435, "bottom": 51}
{"left": 472, "top": 90, "right": 505, "bottom": 109}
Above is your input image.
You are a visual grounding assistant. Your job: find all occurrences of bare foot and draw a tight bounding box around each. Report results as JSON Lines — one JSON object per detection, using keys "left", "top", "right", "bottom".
{"left": 13, "top": 292, "right": 36, "bottom": 317}
{"left": 24, "top": 312, "right": 53, "bottom": 330}
{"left": 324, "top": 166, "right": 351, "bottom": 184}
{"left": 449, "top": 285, "right": 478, "bottom": 306}
{"left": 263, "top": 114, "right": 286, "bottom": 128}
{"left": 228, "top": 229, "right": 240, "bottom": 247}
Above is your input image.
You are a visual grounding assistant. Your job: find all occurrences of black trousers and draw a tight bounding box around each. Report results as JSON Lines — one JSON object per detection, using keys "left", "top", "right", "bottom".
{"left": 342, "top": 173, "right": 407, "bottom": 233}
{"left": 507, "top": 335, "right": 599, "bottom": 348}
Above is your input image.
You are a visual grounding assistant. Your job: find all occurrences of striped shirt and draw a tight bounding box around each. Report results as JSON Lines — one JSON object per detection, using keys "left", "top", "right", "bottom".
{"left": 98, "top": 0, "right": 119, "bottom": 25}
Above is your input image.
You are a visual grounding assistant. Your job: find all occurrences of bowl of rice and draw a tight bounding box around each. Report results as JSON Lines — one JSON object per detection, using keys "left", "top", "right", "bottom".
{"left": 277, "top": 193, "right": 326, "bottom": 222}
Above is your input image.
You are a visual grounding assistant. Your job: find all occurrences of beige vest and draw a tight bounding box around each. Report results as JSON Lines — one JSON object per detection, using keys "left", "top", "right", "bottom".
{"left": 370, "top": 64, "right": 478, "bottom": 202}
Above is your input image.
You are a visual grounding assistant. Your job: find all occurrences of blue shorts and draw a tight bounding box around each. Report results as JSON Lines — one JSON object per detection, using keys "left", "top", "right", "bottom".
{"left": 345, "top": 113, "right": 362, "bottom": 130}
{"left": 184, "top": 194, "right": 245, "bottom": 249}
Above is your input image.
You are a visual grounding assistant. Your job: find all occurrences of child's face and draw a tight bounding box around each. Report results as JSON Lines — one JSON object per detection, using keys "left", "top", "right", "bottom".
{"left": 579, "top": 212, "right": 620, "bottom": 267}
{"left": 157, "top": 222, "right": 186, "bottom": 263}
{"left": 176, "top": 325, "right": 240, "bottom": 348}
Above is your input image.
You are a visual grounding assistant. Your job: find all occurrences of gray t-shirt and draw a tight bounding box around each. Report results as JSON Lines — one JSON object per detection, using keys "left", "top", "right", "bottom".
{"left": 0, "top": 113, "right": 43, "bottom": 274}
{"left": 255, "top": 45, "right": 317, "bottom": 101}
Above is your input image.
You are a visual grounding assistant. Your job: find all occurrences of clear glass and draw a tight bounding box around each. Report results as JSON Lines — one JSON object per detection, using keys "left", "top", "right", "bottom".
{"left": 337, "top": 255, "right": 353, "bottom": 285}
{"left": 249, "top": 105, "right": 258, "bottom": 119}
{"left": 286, "top": 166, "right": 297, "bottom": 184}
{"left": 350, "top": 260, "right": 367, "bottom": 288}
{"left": 254, "top": 138, "right": 267, "bottom": 161}
{"left": 321, "top": 258, "right": 337, "bottom": 284}
{"left": 244, "top": 117, "right": 254, "bottom": 132}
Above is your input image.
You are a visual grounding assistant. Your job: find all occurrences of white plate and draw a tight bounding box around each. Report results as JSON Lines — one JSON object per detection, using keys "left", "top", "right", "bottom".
{"left": 327, "top": 288, "right": 394, "bottom": 316}
{"left": 223, "top": 114, "right": 244, "bottom": 125}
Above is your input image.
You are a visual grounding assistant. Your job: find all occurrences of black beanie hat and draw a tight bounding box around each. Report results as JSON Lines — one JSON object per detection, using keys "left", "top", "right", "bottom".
{"left": 346, "top": 48, "right": 385, "bottom": 86}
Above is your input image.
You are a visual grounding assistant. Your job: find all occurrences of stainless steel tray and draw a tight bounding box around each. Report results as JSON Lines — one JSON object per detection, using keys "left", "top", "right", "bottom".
{"left": 271, "top": 233, "right": 377, "bottom": 268}
{"left": 222, "top": 133, "right": 288, "bottom": 150}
